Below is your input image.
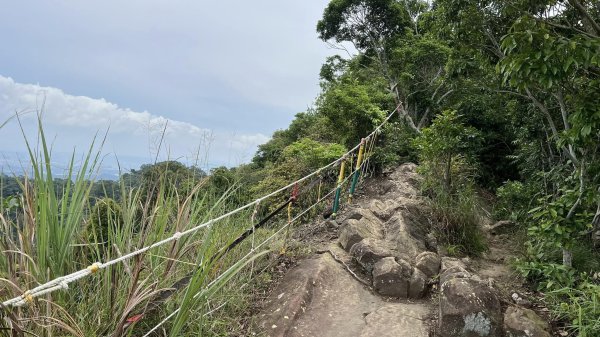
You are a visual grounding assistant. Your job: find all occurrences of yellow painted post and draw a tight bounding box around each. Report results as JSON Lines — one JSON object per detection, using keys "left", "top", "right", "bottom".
{"left": 332, "top": 159, "right": 346, "bottom": 218}
{"left": 281, "top": 183, "right": 298, "bottom": 254}
{"left": 349, "top": 138, "right": 366, "bottom": 203}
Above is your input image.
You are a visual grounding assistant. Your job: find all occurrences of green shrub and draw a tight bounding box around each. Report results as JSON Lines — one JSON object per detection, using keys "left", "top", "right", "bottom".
{"left": 372, "top": 122, "right": 418, "bottom": 171}
{"left": 493, "top": 180, "right": 534, "bottom": 222}
{"left": 88, "top": 197, "right": 123, "bottom": 246}
{"left": 413, "top": 110, "right": 486, "bottom": 256}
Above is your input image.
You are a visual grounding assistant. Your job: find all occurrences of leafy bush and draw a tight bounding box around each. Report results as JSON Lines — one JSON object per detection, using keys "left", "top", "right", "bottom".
{"left": 516, "top": 260, "right": 600, "bottom": 337}
{"left": 281, "top": 138, "right": 346, "bottom": 172}
{"left": 251, "top": 138, "right": 346, "bottom": 199}
{"left": 371, "top": 122, "right": 418, "bottom": 171}
{"left": 413, "top": 110, "right": 480, "bottom": 194}
{"left": 493, "top": 180, "right": 535, "bottom": 223}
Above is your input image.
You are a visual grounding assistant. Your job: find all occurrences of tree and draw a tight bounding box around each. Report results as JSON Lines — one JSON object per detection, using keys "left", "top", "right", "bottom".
{"left": 498, "top": 2, "right": 600, "bottom": 267}
{"left": 413, "top": 110, "right": 480, "bottom": 193}
{"left": 317, "top": 0, "right": 424, "bottom": 131}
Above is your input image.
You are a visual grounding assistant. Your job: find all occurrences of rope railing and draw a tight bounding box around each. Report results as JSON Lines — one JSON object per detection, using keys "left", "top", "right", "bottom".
{"left": 141, "top": 158, "right": 365, "bottom": 336}
{"left": 1, "top": 107, "right": 398, "bottom": 309}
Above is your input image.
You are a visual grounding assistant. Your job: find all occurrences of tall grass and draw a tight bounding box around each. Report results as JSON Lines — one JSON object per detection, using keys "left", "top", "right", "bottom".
{"left": 418, "top": 155, "right": 487, "bottom": 257}
{"left": 0, "top": 115, "right": 340, "bottom": 336}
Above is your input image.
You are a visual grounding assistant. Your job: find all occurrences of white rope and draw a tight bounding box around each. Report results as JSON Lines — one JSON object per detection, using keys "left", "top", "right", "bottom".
{"left": 142, "top": 173, "right": 349, "bottom": 336}
{"left": 2, "top": 108, "right": 398, "bottom": 308}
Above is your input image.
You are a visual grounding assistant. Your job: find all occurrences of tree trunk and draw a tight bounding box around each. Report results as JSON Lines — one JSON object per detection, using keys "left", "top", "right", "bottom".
{"left": 562, "top": 248, "right": 573, "bottom": 268}
{"left": 444, "top": 155, "right": 452, "bottom": 194}
{"left": 592, "top": 187, "right": 600, "bottom": 249}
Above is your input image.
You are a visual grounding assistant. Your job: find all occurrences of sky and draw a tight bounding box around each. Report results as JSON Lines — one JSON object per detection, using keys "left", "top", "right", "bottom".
{"left": 0, "top": 1, "right": 343, "bottom": 174}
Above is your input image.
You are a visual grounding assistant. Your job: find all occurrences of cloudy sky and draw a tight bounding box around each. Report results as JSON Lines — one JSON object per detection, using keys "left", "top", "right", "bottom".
{"left": 0, "top": 1, "right": 342, "bottom": 173}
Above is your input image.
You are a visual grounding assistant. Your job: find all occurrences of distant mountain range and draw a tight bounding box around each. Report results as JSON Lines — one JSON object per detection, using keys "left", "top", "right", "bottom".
{"left": 0, "top": 151, "right": 219, "bottom": 181}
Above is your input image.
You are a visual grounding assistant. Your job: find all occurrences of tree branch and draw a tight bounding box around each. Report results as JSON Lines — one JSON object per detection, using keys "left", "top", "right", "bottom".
{"left": 525, "top": 88, "right": 580, "bottom": 166}
{"left": 567, "top": 0, "right": 600, "bottom": 36}
{"left": 566, "top": 159, "right": 585, "bottom": 220}
{"left": 417, "top": 107, "right": 431, "bottom": 129}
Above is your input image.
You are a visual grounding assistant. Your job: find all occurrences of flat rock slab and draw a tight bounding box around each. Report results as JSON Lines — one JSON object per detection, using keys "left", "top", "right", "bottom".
{"left": 258, "top": 254, "right": 431, "bottom": 337}
{"left": 361, "top": 304, "right": 430, "bottom": 337}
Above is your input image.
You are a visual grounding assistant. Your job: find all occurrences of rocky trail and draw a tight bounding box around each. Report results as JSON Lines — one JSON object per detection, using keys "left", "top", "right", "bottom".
{"left": 256, "top": 164, "right": 552, "bottom": 337}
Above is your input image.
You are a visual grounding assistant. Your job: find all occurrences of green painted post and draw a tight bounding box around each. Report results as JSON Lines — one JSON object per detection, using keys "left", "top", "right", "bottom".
{"left": 332, "top": 160, "right": 346, "bottom": 218}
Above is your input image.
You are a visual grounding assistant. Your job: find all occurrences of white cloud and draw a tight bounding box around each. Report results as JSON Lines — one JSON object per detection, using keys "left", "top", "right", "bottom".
{"left": 0, "top": 75, "right": 269, "bottom": 168}
{"left": 0, "top": 75, "right": 205, "bottom": 137}
{"left": 229, "top": 134, "right": 271, "bottom": 152}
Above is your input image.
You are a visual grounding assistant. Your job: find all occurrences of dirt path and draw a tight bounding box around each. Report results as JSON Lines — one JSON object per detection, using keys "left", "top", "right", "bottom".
{"left": 256, "top": 164, "right": 435, "bottom": 336}
{"left": 257, "top": 244, "right": 432, "bottom": 337}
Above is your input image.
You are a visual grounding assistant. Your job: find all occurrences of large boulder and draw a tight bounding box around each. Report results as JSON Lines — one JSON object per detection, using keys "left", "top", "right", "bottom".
{"left": 349, "top": 238, "right": 395, "bottom": 272}
{"left": 372, "top": 257, "right": 411, "bottom": 297}
{"left": 369, "top": 199, "right": 402, "bottom": 221}
{"left": 384, "top": 213, "right": 427, "bottom": 261}
{"left": 387, "top": 163, "right": 421, "bottom": 197}
{"left": 439, "top": 278, "right": 503, "bottom": 337}
{"left": 415, "top": 251, "right": 441, "bottom": 278}
{"left": 338, "top": 218, "right": 383, "bottom": 251}
{"left": 340, "top": 208, "right": 382, "bottom": 226}
{"left": 408, "top": 267, "right": 428, "bottom": 299}
{"left": 503, "top": 306, "right": 551, "bottom": 337}
{"left": 440, "top": 266, "right": 477, "bottom": 286}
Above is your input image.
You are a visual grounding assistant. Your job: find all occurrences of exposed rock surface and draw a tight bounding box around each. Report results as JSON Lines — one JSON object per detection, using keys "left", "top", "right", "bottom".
{"left": 415, "top": 251, "right": 441, "bottom": 278}
{"left": 258, "top": 253, "right": 431, "bottom": 337}
{"left": 369, "top": 199, "right": 402, "bottom": 221}
{"left": 439, "top": 277, "right": 503, "bottom": 337}
{"left": 338, "top": 218, "right": 383, "bottom": 250}
{"left": 361, "top": 304, "right": 430, "bottom": 337}
{"left": 337, "top": 164, "right": 434, "bottom": 299}
{"left": 372, "top": 257, "right": 411, "bottom": 297}
{"left": 503, "top": 306, "right": 551, "bottom": 337}
{"left": 408, "top": 267, "right": 428, "bottom": 299}
{"left": 350, "top": 238, "right": 396, "bottom": 272}
{"left": 438, "top": 258, "right": 503, "bottom": 337}
{"left": 258, "top": 162, "right": 551, "bottom": 337}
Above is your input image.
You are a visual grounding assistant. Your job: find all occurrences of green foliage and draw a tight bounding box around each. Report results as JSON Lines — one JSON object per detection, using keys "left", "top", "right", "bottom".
{"left": 0, "top": 121, "right": 288, "bottom": 336}
{"left": 414, "top": 110, "right": 485, "bottom": 256}
{"left": 550, "top": 279, "right": 600, "bottom": 337}
{"left": 317, "top": 78, "right": 389, "bottom": 147}
{"left": 413, "top": 110, "right": 480, "bottom": 193}
{"left": 515, "top": 259, "right": 600, "bottom": 337}
{"left": 494, "top": 181, "right": 535, "bottom": 222}
{"left": 253, "top": 112, "right": 337, "bottom": 168}
{"left": 87, "top": 198, "right": 123, "bottom": 246}
{"left": 529, "top": 190, "right": 594, "bottom": 256}
{"left": 515, "top": 260, "right": 577, "bottom": 291}
{"left": 499, "top": 16, "right": 600, "bottom": 91}
{"left": 19, "top": 114, "right": 102, "bottom": 279}
{"left": 252, "top": 138, "right": 346, "bottom": 197}
{"left": 317, "top": 0, "right": 412, "bottom": 51}
{"left": 371, "top": 122, "right": 419, "bottom": 170}
{"left": 282, "top": 138, "right": 346, "bottom": 171}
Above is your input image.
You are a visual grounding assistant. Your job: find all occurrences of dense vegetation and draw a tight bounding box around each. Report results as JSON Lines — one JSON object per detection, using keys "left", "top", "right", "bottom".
{"left": 2, "top": 0, "right": 600, "bottom": 336}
